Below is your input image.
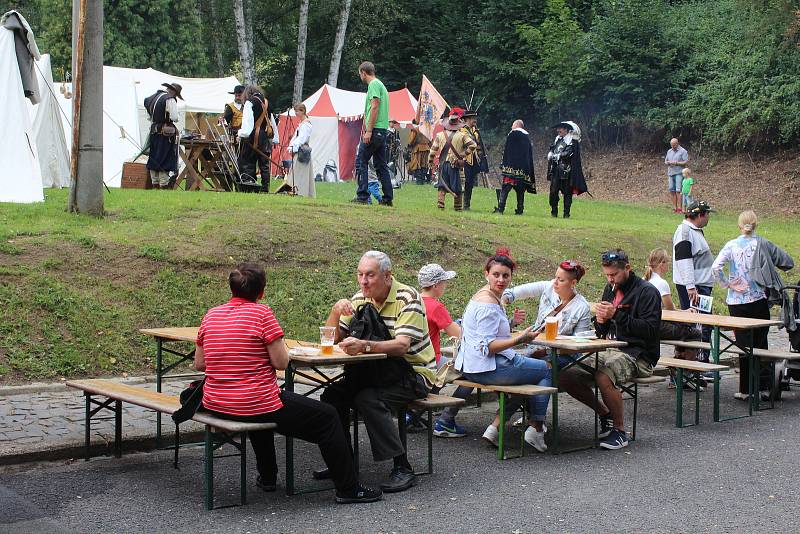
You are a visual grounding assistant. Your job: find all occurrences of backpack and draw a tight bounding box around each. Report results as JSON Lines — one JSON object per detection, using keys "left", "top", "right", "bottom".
{"left": 344, "top": 303, "right": 417, "bottom": 390}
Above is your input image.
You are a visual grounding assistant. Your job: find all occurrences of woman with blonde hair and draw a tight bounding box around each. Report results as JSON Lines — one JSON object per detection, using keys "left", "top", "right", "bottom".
{"left": 712, "top": 210, "right": 794, "bottom": 400}
{"left": 644, "top": 248, "right": 701, "bottom": 387}
{"left": 286, "top": 103, "right": 316, "bottom": 197}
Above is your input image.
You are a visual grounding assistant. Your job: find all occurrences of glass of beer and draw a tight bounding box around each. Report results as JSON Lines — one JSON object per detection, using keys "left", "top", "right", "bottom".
{"left": 319, "top": 326, "right": 336, "bottom": 355}
{"left": 544, "top": 317, "right": 558, "bottom": 341}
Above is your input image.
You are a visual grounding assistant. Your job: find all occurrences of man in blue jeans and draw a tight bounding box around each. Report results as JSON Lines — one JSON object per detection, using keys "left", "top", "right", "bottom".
{"left": 352, "top": 61, "right": 393, "bottom": 206}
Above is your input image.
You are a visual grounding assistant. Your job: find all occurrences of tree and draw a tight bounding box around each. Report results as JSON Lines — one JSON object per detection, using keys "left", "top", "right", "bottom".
{"left": 233, "top": 0, "right": 255, "bottom": 84}
{"left": 293, "top": 0, "right": 310, "bottom": 102}
{"left": 327, "top": 0, "right": 353, "bottom": 87}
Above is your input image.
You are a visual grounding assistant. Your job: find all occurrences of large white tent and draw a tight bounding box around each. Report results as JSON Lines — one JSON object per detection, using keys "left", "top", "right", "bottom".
{"left": 55, "top": 66, "right": 240, "bottom": 187}
{"left": 29, "top": 53, "right": 70, "bottom": 188}
{"left": 276, "top": 84, "right": 418, "bottom": 181}
{"left": 0, "top": 13, "right": 43, "bottom": 203}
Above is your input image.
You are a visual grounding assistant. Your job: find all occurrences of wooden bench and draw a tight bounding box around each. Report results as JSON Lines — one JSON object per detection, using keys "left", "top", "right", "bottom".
{"left": 398, "top": 393, "right": 466, "bottom": 475}
{"left": 66, "top": 379, "right": 277, "bottom": 510}
{"left": 656, "top": 357, "right": 728, "bottom": 427}
{"left": 451, "top": 380, "right": 557, "bottom": 459}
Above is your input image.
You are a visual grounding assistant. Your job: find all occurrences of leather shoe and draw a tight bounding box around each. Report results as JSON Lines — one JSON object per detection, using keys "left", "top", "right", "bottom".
{"left": 350, "top": 197, "right": 368, "bottom": 204}
{"left": 312, "top": 468, "right": 332, "bottom": 480}
{"left": 335, "top": 483, "right": 383, "bottom": 504}
{"left": 379, "top": 466, "right": 416, "bottom": 493}
{"left": 256, "top": 476, "right": 276, "bottom": 492}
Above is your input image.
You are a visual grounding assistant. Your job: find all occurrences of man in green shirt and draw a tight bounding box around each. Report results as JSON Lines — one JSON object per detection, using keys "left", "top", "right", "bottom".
{"left": 353, "top": 61, "right": 394, "bottom": 206}
{"left": 318, "top": 250, "right": 433, "bottom": 494}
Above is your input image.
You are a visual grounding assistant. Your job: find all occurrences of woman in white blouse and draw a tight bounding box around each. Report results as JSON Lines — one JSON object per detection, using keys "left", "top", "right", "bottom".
{"left": 287, "top": 103, "right": 315, "bottom": 198}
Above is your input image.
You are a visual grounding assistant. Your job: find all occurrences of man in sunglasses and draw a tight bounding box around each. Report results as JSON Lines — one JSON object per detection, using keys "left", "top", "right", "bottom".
{"left": 559, "top": 249, "right": 662, "bottom": 450}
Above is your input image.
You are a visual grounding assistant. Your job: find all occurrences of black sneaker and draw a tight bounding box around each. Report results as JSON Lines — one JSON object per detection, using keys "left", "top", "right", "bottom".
{"left": 378, "top": 199, "right": 394, "bottom": 207}
{"left": 492, "top": 207, "right": 503, "bottom": 214}
{"left": 312, "top": 468, "right": 332, "bottom": 480}
{"left": 598, "top": 414, "right": 613, "bottom": 438}
{"left": 683, "top": 375, "right": 705, "bottom": 392}
{"left": 599, "top": 428, "right": 629, "bottom": 450}
{"left": 335, "top": 483, "right": 383, "bottom": 504}
{"left": 350, "top": 197, "right": 368, "bottom": 204}
{"left": 551, "top": 211, "right": 558, "bottom": 218}
{"left": 256, "top": 476, "right": 276, "bottom": 492}
{"left": 379, "top": 466, "right": 416, "bottom": 493}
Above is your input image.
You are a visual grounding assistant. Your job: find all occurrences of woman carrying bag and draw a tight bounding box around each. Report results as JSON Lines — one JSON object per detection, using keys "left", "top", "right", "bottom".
{"left": 287, "top": 103, "right": 315, "bottom": 198}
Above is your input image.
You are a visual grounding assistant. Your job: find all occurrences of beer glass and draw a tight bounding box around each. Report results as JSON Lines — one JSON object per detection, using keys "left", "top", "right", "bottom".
{"left": 544, "top": 317, "right": 558, "bottom": 341}
{"left": 319, "top": 326, "right": 336, "bottom": 355}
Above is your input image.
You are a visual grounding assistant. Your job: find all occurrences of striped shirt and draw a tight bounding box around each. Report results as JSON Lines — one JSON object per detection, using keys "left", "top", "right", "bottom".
{"left": 196, "top": 297, "right": 284, "bottom": 416}
{"left": 339, "top": 278, "right": 436, "bottom": 383}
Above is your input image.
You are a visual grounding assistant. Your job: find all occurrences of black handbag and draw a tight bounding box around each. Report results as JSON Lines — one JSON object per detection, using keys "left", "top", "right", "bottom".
{"left": 172, "top": 378, "right": 205, "bottom": 424}
{"left": 344, "top": 303, "right": 416, "bottom": 390}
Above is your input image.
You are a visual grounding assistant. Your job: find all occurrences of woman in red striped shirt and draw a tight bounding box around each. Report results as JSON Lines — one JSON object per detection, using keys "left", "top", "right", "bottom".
{"left": 195, "top": 262, "right": 381, "bottom": 504}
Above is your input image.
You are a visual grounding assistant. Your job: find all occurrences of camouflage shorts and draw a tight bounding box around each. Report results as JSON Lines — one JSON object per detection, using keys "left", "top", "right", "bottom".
{"left": 563, "top": 349, "right": 653, "bottom": 387}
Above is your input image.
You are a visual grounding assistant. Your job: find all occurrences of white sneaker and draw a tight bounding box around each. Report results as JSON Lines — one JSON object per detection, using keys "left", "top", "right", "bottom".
{"left": 482, "top": 425, "right": 499, "bottom": 448}
{"left": 733, "top": 392, "right": 749, "bottom": 401}
{"left": 524, "top": 426, "right": 548, "bottom": 452}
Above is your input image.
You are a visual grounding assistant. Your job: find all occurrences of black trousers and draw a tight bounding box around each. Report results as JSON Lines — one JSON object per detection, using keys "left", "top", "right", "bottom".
{"left": 238, "top": 138, "right": 270, "bottom": 190}
{"left": 321, "top": 373, "right": 427, "bottom": 462}
{"left": 498, "top": 182, "right": 526, "bottom": 214}
{"left": 463, "top": 163, "right": 479, "bottom": 209}
{"left": 549, "top": 178, "right": 573, "bottom": 215}
{"left": 205, "top": 390, "right": 357, "bottom": 491}
{"left": 729, "top": 298, "right": 772, "bottom": 393}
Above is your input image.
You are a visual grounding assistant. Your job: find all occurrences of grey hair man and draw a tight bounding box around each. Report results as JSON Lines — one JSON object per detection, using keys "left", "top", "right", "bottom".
{"left": 318, "top": 251, "right": 435, "bottom": 494}
{"left": 665, "top": 138, "right": 689, "bottom": 213}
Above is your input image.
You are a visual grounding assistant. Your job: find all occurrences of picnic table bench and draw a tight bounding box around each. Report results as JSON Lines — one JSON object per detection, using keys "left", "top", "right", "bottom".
{"left": 65, "top": 378, "right": 276, "bottom": 510}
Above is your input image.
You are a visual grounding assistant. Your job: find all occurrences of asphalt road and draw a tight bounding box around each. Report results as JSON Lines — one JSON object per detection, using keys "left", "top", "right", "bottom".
{"left": 1, "top": 378, "right": 799, "bottom": 534}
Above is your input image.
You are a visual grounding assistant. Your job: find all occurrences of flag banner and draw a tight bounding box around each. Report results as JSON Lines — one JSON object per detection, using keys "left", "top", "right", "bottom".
{"left": 416, "top": 75, "right": 447, "bottom": 141}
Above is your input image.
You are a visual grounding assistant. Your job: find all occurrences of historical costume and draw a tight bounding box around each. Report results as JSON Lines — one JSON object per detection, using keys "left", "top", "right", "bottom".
{"left": 547, "top": 121, "right": 588, "bottom": 218}
{"left": 222, "top": 84, "right": 244, "bottom": 137}
{"left": 407, "top": 122, "right": 431, "bottom": 184}
{"left": 237, "top": 86, "right": 276, "bottom": 192}
{"left": 427, "top": 108, "right": 477, "bottom": 211}
{"left": 287, "top": 116, "right": 315, "bottom": 198}
{"left": 145, "top": 82, "right": 182, "bottom": 189}
{"left": 459, "top": 110, "right": 488, "bottom": 211}
{"left": 496, "top": 124, "right": 534, "bottom": 215}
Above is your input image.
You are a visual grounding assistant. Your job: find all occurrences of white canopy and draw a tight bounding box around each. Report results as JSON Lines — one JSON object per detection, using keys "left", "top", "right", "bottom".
{"left": 0, "top": 24, "right": 43, "bottom": 203}
{"left": 56, "top": 66, "right": 240, "bottom": 187}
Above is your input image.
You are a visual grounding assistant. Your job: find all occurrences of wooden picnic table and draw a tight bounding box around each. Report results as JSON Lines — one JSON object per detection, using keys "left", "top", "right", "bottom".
{"left": 528, "top": 337, "right": 628, "bottom": 453}
{"left": 175, "top": 138, "right": 231, "bottom": 191}
{"left": 659, "top": 310, "right": 783, "bottom": 419}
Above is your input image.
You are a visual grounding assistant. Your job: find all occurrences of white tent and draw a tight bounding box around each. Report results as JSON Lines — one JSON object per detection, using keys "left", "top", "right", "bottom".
{"left": 29, "top": 54, "right": 70, "bottom": 188}
{"left": 55, "top": 66, "right": 240, "bottom": 187}
{"left": 0, "top": 18, "right": 43, "bottom": 203}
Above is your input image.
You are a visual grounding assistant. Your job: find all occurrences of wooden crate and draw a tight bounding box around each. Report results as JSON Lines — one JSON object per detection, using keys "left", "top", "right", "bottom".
{"left": 121, "top": 162, "right": 151, "bottom": 189}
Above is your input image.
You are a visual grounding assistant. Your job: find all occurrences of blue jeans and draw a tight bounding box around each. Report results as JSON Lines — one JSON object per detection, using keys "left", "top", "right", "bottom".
{"left": 681, "top": 193, "right": 693, "bottom": 209}
{"left": 355, "top": 129, "right": 392, "bottom": 202}
{"left": 366, "top": 181, "right": 383, "bottom": 204}
{"left": 463, "top": 354, "right": 552, "bottom": 422}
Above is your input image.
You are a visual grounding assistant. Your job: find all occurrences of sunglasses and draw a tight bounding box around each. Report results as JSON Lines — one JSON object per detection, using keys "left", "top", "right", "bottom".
{"left": 560, "top": 260, "right": 582, "bottom": 271}
{"left": 601, "top": 251, "right": 628, "bottom": 263}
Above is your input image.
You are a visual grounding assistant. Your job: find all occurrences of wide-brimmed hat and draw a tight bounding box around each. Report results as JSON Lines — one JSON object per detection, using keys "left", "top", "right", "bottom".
{"left": 685, "top": 200, "right": 716, "bottom": 216}
{"left": 551, "top": 121, "right": 573, "bottom": 131}
{"left": 229, "top": 84, "right": 245, "bottom": 95}
{"left": 441, "top": 107, "right": 465, "bottom": 131}
{"left": 418, "top": 263, "right": 457, "bottom": 288}
{"left": 161, "top": 82, "right": 184, "bottom": 100}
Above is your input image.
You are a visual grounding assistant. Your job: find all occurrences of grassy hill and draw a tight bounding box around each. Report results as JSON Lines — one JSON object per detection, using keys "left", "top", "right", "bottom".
{"left": 1, "top": 184, "right": 797, "bottom": 383}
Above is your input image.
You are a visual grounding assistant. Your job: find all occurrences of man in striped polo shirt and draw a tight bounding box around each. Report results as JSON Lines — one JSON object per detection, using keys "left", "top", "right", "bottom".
{"left": 318, "top": 251, "right": 434, "bottom": 494}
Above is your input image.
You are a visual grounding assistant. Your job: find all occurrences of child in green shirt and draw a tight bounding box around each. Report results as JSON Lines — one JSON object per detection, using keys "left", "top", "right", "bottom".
{"left": 681, "top": 168, "right": 694, "bottom": 211}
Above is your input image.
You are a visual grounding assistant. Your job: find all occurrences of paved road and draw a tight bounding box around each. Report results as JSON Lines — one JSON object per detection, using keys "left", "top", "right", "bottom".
{"left": 1, "top": 376, "right": 798, "bottom": 534}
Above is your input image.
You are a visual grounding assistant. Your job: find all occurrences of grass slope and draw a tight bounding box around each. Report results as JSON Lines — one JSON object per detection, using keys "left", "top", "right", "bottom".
{"left": 1, "top": 184, "right": 797, "bottom": 383}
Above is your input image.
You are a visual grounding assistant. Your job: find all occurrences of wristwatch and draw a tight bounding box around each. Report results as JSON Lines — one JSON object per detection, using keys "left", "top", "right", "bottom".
{"left": 364, "top": 343, "right": 372, "bottom": 353}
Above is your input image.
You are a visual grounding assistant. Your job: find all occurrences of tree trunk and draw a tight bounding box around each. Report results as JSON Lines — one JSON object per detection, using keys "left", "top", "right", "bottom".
{"left": 245, "top": 0, "right": 254, "bottom": 69}
{"left": 209, "top": 0, "right": 225, "bottom": 76}
{"left": 233, "top": 0, "right": 255, "bottom": 84}
{"left": 293, "top": 0, "right": 310, "bottom": 103}
{"left": 68, "top": 0, "right": 104, "bottom": 216}
{"left": 327, "top": 0, "right": 353, "bottom": 87}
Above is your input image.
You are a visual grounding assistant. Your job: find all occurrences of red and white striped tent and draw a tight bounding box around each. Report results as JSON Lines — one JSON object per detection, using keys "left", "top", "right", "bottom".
{"left": 275, "top": 84, "right": 418, "bottom": 181}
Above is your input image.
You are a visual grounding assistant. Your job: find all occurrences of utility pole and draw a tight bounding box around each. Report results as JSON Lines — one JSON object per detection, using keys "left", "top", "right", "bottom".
{"left": 68, "top": 0, "right": 103, "bottom": 216}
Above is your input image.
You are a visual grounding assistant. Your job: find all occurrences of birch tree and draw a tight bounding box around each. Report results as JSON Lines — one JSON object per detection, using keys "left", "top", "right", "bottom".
{"left": 327, "top": 0, "right": 353, "bottom": 87}
{"left": 233, "top": 0, "right": 255, "bottom": 84}
{"left": 293, "top": 0, "right": 310, "bottom": 102}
